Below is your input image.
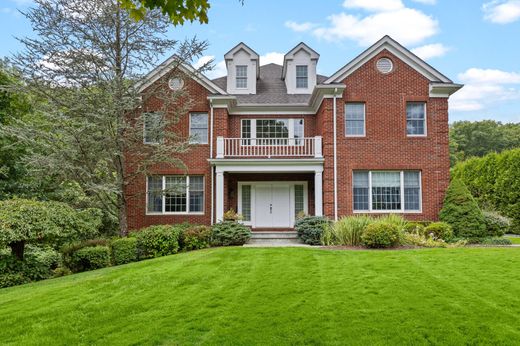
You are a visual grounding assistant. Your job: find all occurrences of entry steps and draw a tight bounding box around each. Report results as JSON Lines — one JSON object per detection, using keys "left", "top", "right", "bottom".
{"left": 245, "top": 231, "right": 309, "bottom": 247}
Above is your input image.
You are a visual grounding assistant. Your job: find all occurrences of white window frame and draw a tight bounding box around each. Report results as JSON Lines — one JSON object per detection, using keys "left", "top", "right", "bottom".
{"left": 345, "top": 103, "right": 366, "bottom": 137}
{"left": 143, "top": 112, "right": 163, "bottom": 145}
{"left": 240, "top": 118, "right": 304, "bottom": 146}
{"left": 296, "top": 65, "right": 308, "bottom": 89}
{"left": 189, "top": 112, "right": 209, "bottom": 144}
{"left": 145, "top": 175, "right": 205, "bottom": 215}
{"left": 236, "top": 65, "right": 248, "bottom": 89}
{"left": 406, "top": 102, "right": 427, "bottom": 137}
{"left": 352, "top": 170, "right": 422, "bottom": 213}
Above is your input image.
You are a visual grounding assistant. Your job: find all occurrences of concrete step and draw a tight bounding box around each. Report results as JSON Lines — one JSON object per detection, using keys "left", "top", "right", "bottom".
{"left": 251, "top": 231, "right": 298, "bottom": 239}
{"left": 244, "top": 238, "right": 308, "bottom": 247}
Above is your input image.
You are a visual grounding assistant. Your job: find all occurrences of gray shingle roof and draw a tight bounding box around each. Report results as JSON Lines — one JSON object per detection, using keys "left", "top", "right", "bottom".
{"left": 212, "top": 63, "right": 328, "bottom": 105}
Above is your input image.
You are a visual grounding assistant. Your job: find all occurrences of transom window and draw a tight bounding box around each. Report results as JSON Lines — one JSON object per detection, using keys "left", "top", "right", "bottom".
{"left": 241, "top": 118, "right": 304, "bottom": 145}
{"left": 143, "top": 112, "right": 163, "bottom": 144}
{"left": 189, "top": 113, "right": 208, "bottom": 144}
{"left": 406, "top": 102, "right": 426, "bottom": 136}
{"left": 147, "top": 175, "right": 204, "bottom": 214}
{"left": 236, "top": 65, "right": 247, "bottom": 88}
{"left": 353, "top": 171, "right": 421, "bottom": 212}
{"left": 345, "top": 103, "right": 365, "bottom": 136}
{"left": 296, "top": 65, "right": 308, "bottom": 88}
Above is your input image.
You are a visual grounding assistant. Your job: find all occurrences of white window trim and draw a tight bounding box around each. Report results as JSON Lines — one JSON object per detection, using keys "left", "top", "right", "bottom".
{"left": 189, "top": 112, "right": 209, "bottom": 144}
{"left": 296, "top": 65, "right": 308, "bottom": 89}
{"left": 352, "top": 170, "right": 422, "bottom": 214}
{"left": 406, "top": 102, "right": 427, "bottom": 137}
{"left": 240, "top": 118, "right": 305, "bottom": 146}
{"left": 345, "top": 103, "right": 366, "bottom": 137}
{"left": 238, "top": 181, "right": 308, "bottom": 227}
{"left": 143, "top": 112, "right": 162, "bottom": 145}
{"left": 236, "top": 65, "right": 248, "bottom": 89}
{"left": 145, "top": 175, "right": 205, "bottom": 215}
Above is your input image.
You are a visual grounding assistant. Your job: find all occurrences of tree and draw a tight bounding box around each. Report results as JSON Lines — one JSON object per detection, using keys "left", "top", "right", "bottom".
{"left": 0, "top": 199, "right": 102, "bottom": 260}
{"left": 2, "top": 0, "right": 211, "bottom": 235}
{"left": 439, "top": 179, "right": 486, "bottom": 239}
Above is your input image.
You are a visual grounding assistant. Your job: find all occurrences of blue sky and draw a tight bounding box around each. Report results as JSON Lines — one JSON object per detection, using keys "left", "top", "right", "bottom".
{"left": 1, "top": 0, "right": 520, "bottom": 123}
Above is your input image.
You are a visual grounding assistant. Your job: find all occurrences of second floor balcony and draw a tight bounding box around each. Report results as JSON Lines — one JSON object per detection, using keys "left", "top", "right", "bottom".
{"left": 216, "top": 136, "right": 322, "bottom": 159}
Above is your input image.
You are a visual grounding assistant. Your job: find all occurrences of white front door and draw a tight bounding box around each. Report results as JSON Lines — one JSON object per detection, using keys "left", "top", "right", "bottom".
{"left": 254, "top": 184, "right": 291, "bottom": 228}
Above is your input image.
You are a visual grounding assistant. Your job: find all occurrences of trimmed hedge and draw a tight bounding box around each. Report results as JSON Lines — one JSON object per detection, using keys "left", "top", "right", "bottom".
{"left": 110, "top": 237, "right": 138, "bottom": 265}
{"left": 211, "top": 222, "right": 251, "bottom": 246}
{"left": 361, "top": 222, "right": 400, "bottom": 248}
{"left": 295, "top": 216, "right": 331, "bottom": 245}
{"left": 181, "top": 225, "right": 212, "bottom": 251}
{"left": 70, "top": 246, "right": 110, "bottom": 272}
{"left": 130, "top": 225, "right": 181, "bottom": 260}
{"left": 424, "top": 222, "right": 453, "bottom": 241}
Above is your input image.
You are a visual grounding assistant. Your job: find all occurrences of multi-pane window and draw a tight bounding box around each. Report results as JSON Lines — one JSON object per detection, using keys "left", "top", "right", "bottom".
{"left": 406, "top": 102, "right": 426, "bottom": 136}
{"left": 143, "top": 112, "right": 163, "bottom": 144}
{"left": 236, "top": 65, "right": 247, "bottom": 88}
{"left": 353, "top": 171, "right": 421, "bottom": 212}
{"left": 241, "top": 185, "right": 251, "bottom": 221}
{"left": 345, "top": 103, "right": 365, "bottom": 136}
{"left": 294, "top": 184, "right": 305, "bottom": 217}
{"left": 241, "top": 118, "right": 304, "bottom": 145}
{"left": 147, "top": 176, "right": 204, "bottom": 213}
{"left": 189, "top": 113, "right": 208, "bottom": 144}
{"left": 294, "top": 119, "right": 304, "bottom": 145}
{"left": 296, "top": 65, "right": 308, "bottom": 88}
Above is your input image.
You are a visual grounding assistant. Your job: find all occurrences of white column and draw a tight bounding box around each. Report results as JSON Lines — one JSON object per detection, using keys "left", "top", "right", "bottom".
{"left": 314, "top": 170, "right": 323, "bottom": 216}
{"left": 216, "top": 137, "right": 224, "bottom": 158}
{"left": 216, "top": 170, "right": 224, "bottom": 222}
{"left": 314, "top": 136, "right": 322, "bottom": 158}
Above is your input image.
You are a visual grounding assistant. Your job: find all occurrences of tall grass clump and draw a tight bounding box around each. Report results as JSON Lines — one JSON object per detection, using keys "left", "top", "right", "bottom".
{"left": 377, "top": 214, "right": 409, "bottom": 232}
{"left": 322, "top": 215, "right": 374, "bottom": 246}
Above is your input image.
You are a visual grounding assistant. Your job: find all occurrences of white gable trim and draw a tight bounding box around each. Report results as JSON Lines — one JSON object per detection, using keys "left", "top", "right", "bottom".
{"left": 282, "top": 42, "right": 320, "bottom": 79}
{"left": 224, "top": 42, "right": 259, "bottom": 61}
{"left": 136, "top": 55, "right": 227, "bottom": 95}
{"left": 325, "top": 35, "right": 452, "bottom": 84}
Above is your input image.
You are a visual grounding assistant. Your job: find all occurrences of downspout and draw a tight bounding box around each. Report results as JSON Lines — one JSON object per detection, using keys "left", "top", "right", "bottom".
{"left": 210, "top": 100, "right": 214, "bottom": 225}
{"left": 333, "top": 88, "right": 338, "bottom": 221}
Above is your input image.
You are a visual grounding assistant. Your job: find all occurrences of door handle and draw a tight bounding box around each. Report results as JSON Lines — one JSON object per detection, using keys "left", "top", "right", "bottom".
{"left": 270, "top": 204, "right": 272, "bottom": 214}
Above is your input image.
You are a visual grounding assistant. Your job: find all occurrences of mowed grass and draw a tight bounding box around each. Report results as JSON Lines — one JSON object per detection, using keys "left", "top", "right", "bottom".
{"left": 506, "top": 236, "right": 520, "bottom": 244}
{"left": 1, "top": 247, "right": 520, "bottom": 345}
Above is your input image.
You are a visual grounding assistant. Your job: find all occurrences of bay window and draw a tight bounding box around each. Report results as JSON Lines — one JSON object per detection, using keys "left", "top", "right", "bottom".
{"left": 147, "top": 175, "right": 204, "bottom": 214}
{"left": 353, "top": 171, "right": 421, "bottom": 212}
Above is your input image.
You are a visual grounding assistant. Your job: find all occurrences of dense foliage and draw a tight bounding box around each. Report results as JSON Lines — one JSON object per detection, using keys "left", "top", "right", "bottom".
{"left": 322, "top": 215, "right": 372, "bottom": 246}
{"left": 211, "top": 221, "right": 251, "bottom": 246}
{"left": 110, "top": 238, "right": 138, "bottom": 265}
{"left": 452, "top": 148, "right": 520, "bottom": 233}
{"left": 483, "top": 211, "right": 511, "bottom": 237}
{"left": 295, "top": 216, "right": 331, "bottom": 245}
{"left": 181, "top": 225, "right": 212, "bottom": 251}
{"left": 361, "top": 222, "right": 400, "bottom": 248}
{"left": 130, "top": 225, "right": 182, "bottom": 259}
{"left": 424, "top": 222, "right": 453, "bottom": 241}
{"left": 440, "top": 179, "right": 487, "bottom": 238}
{"left": 70, "top": 246, "right": 111, "bottom": 272}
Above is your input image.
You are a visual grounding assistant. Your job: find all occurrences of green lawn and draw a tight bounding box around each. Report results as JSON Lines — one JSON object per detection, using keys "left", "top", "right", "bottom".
{"left": 506, "top": 236, "right": 520, "bottom": 244}
{"left": 1, "top": 247, "right": 520, "bottom": 345}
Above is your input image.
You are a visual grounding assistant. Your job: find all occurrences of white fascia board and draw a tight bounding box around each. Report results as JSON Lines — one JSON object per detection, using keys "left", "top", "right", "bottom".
{"left": 429, "top": 83, "right": 464, "bottom": 98}
{"left": 325, "top": 36, "right": 452, "bottom": 84}
{"left": 209, "top": 158, "right": 324, "bottom": 173}
{"left": 136, "top": 55, "right": 227, "bottom": 95}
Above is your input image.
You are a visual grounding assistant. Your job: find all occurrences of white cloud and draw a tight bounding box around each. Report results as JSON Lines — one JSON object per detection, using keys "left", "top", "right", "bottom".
{"left": 343, "top": 0, "right": 404, "bottom": 12}
{"left": 284, "top": 21, "right": 316, "bottom": 32}
{"left": 411, "top": 0, "right": 436, "bottom": 4}
{"left": 311, "top": 8, "right": 438, "bottom": 46}
{"left": 450, "top": 68, "right": 520, "bottom": 112}
{"left": 260, "top": 52, "right": 284, "bottom": 66}
{"left": 483, "top": 0, "right": 520, "bottom": 24}
{"left": 411, "top": 43, "right": 449, "bottom": 60}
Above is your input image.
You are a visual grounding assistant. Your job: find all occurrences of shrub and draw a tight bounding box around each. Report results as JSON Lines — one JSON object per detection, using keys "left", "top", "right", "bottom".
{"left": 483, "top": 211, "right": 511, "bottom": 237}
{"left": 440, "top": 179, "right": 487, "bottom": 238}
{"left": 361, "top": 222, "right": 400, "bottom": 248}
{"left": 424, "top": 222, "right": 453, "bottom": 241}
{"left": 131, "top": 225, "right": 181, "bottom": 260}
{"left": 70, "top": 246, "right": 110, "bottom": 272}
{"left": 401, "top": 233, "right": 447, "bottom": 248}
{"left": 52, "top": 266, "right": 72, "bottom": 277}
{"left": 377, "top": 214, "right": 409, "bottom": 232}
{"left": 61, "top": 238, "right": 109, "bottom": 269}
{"left": 322, "top": 215, "right": 373, "bottom": 246}
{"left": 181, "top": 225, "right": 212, "bottom": 251}
{"left": 295, "top": 216, "right": 331, "bottom": 245}
{"left": 481, "top": 237, "right": 513, "bottom": 246}
{"left": 211, "top": 221, "right": 251, "bottom": 246}
{"left": 110, "top": 237, "right": 138, "bottom": 265}
{"left": 404, "top": 222, "right": 426, "bottom": 235}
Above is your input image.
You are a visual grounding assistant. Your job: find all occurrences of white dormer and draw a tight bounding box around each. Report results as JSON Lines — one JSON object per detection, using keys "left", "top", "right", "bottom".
{"left": 224, "top": 42, "right": 259, "bottom": 95}
{"left": 282, "top": 42, "right": 319, "bottom": 94}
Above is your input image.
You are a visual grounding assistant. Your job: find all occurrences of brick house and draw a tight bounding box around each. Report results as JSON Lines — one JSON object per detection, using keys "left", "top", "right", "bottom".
{"left": 126, "top": 36, "right": 462, "bottom": 231}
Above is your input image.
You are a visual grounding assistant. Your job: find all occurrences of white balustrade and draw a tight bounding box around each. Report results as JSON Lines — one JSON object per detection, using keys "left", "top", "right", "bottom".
{"left": 215, "top": 136, "right": 322, "bottom": 158}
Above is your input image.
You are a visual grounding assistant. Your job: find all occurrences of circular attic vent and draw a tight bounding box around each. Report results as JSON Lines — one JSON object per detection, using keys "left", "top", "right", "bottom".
{"left": 168, "top": 77, "right": 184, "bottom": 91}
{"left": 376, "top": 58, "right": 393, "bottom": 74}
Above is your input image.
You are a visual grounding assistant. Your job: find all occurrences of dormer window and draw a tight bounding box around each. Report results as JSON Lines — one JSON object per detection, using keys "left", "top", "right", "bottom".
{"left": 296, "top": 65, "right": 308, "bottom": 88}
{"left": 236, "top": 65, "right": 248, "bottom": 88}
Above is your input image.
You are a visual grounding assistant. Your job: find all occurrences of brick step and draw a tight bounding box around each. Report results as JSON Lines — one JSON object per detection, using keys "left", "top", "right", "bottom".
{"left": 251, "top": 231, "right": 298, "bottom": 239}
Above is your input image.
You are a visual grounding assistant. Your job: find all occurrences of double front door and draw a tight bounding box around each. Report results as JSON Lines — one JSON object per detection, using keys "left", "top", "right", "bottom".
{"left": 254, "top": 184, "right": 291, "bottom": 228}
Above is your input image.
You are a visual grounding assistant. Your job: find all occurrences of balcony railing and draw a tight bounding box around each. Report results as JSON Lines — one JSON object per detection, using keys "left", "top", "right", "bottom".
{"left": 216, "top": 136, "right": 322, "bottom": 158}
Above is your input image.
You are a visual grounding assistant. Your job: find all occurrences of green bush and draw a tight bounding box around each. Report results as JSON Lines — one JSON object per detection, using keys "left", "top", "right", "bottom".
{"left": 483, "top": 211, "right": 511, "bottom": 237}
{"left": 481, "top": 237, "right": 513, "bottom": 246}
{"left": 61, "top": 239, "right": 109, "bottom": 270}
{"left": 404, "top": 222, "right": 426, "bottom": 235}
{"left": 440, "top": 179, "right": 487, "bottom": 238}
{"left": 130, "top": 225, "right": 181, "bottom": 260}
{"left": 361, "top": 222, "right": 400, "bottom": 248}
{"left": 295, "top": 216, "right": 331, "bottom": 245}
{"left": 401, "top": 233, "right": 448, "bottom": 248}
{"left": 70, "top": 246, "right": 110, "bottom": 272}
{"left": 424, "top": 222, "right": 453, "bottom": 241}
{"left": 377, "top": 214, "right": 409, "bottom": 232}
{"left": 181, "top": 225, "right": 212, "bottom": 251}
{"left": 211, "top": 221, "right": 251, "bottom": 246}
{"left": 322, "top": 215, "right": 373, "bottom": 246}
{"left": 110, "top": 237, "right": 138, "bottom": 265}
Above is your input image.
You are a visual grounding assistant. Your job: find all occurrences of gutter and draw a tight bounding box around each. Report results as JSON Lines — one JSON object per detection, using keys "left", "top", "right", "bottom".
{"left": 333, "top": 88, "right": 338, "bottom": 221}
{"left": 210, "top": 100, "right": 214, "bottom": 225}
